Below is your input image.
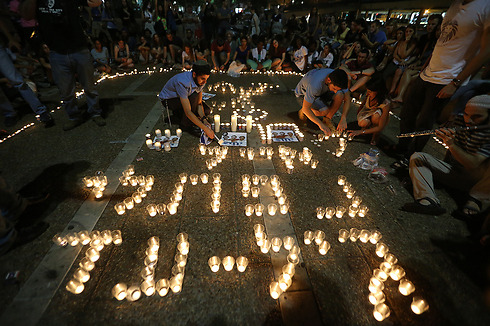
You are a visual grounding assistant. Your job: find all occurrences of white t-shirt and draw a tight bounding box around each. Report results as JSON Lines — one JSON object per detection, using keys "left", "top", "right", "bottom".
{"left": 420, "top": 0, "right": 490, "bottom": 85}
{"left": 251, "top": 48, "right": 267, "bottom": 62}
{"left": 293, "top": 46, "right": 308, "bottom": 71}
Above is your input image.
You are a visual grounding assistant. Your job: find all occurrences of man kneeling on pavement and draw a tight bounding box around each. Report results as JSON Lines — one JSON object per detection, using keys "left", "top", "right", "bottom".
{"left": 402, "top": 95, "right": 490, "bottom": 216}
{"left": 294, "top": 68, "right": 350, "bottom": 135}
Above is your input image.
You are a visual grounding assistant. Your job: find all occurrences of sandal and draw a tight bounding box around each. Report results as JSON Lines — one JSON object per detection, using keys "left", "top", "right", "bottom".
{"left": 401, "top": 197, "right": 446, "bottom": 215}
{"left": 390, "top": 158, "right": 409, "bottom": 170}
{"left": 463, "top": 197, "right": 482, "bottom": 215}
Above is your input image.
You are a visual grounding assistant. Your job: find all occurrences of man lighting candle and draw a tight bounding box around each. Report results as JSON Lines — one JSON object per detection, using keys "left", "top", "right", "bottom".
{"left": 158, "top": 61, "right": 214, "bottom": 139}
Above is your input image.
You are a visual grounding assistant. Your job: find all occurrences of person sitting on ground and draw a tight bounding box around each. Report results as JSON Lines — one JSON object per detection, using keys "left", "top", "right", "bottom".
{"left": 181, "top": 43, "right": 196, "bottom": 70}
{"left": 348, "top": 76, "right": 391, "bottom": 145}
{"left": 227, "top": 36, "right": 250, "bottom": 75}
{"left": 286, "top": 36, "right": 308, "bottom": 73}
{"left": 340, "top": 48, "right": 375, "bottom": 93}
{"left": 114, "top": 39, "right": 134, "bottom": 69}
{"left": 91, "top": 39, "right": 111, "bottom": 74}
{"left": 306, "top": 40, "right": 319, "bottom": 71}
{"left": 269, "top": 38, "right": 287, "bottom": 71}
{"left": 247, "top": 39, "right": 272, "bottom": 72}
{"left": 377, "top": 26, "right": 404, "bottom": 72}
{"left": 402, "top": 95, "right": 490, "bottom": 216}
{"left": 163, "top": 31, "right": 183, "bottom": 65}
{"left": 210, "top": 36, "right": 231, "bottom": 71}
{"left": 157, "top": 61, "right": 215, "bottom": 139}
{"left": 294, "top": 68, "right": 350, "bottom": 135}
{"left": 137, "top": 36, "right": 152, "bottom": 65}
{"left": 313, "top": 43, "right": 334, "bottom": 69}
{"left": 150, "top": 34, "right": 164, "bottom": 64}
{"left": 195, "top": 38, "right": 211, "bottom": 63}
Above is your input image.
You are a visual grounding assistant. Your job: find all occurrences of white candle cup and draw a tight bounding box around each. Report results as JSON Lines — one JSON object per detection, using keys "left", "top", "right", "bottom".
{"left": 389, "top": 265, "right": 406, "bottom": 281}
{"left": 231, "top": 115, "right": 238, "bottom": 132}
{"left": 141, "top": 279, "right": 156, "bottom": 296}
{"left": 348, "top": 205, "right": 359, "bottom": 217}
{"left": 349, "top": 228, "right": 360, "bottom": 242}
{"left": 251, "top": 187, "right": 260, "bottom": 198}
{"left": 176, "top": 128, "right": 182, "bottom": 137}
{"left": 358, "top": 205, "right": 369, "bottom": 217}
{"left": 214, "top": 115, "right": 221, "bottom": 132}
{"left": 66, "top": 279, "right": 84, "bottom": 294}
{"left": 319, "top": 240, "right": 331, "bottom": 255}
{"left": 236, "top": 256, "right": 249, "bottom": 272}
{"left": 370, "top": 230, "right": 382, "bottom": 244}
{"left": 338, "top": 229, "right": 349, "bottom": 243}
{"left": 335, "top": 206, "right": 346, "bottom": 218}
{"left": 369, "top": 277, "right": 385, "bottom": 293}
{"left": 316, "top": 207, "right": 325, "bottom": 219}
{"left": 280, "top": 203, "right": 289, "bottom": 215}
{"left": 164, "top": 129, "right": 171, "bottom": 138}
{"left": 156, "top": 204, "right": 166, "bottom": 215}
{"left": 335, "top": 148, "right": 344, "bottom": 157}
{"left": 260, "top": 175, "right": 268, "bottom": 185}
{"left": 155, "top": 129, "right": 162, "bottom": 137}
{"left": 85, "top": 247, "right": 100, "bottom": 262}
{"left": 375, "top": 242, "right": 389, "bottom": 258}
{"left": 156, "top": 279, "right": 170, "bottom": 296}
{"left": 255, "top": 203, "right": 265, "bottom": 217}
{"left": 132, "top": 192, "right": 142, "bottom": 204}
{"left": 208, "top": 256, "right": 221, "bottom": 272}
{"left": 373, "top": 268, "right": 389, "bottom": 282}
{"left": 177, "top": 241, "right": 190, "bottom": 255}
{"left": 93, "top": 187, "right": 104, "bottom": 199}
{"left": 399, "top": 278, "right": 415, "bottom": 296}
{"left": 175, "top": 253, "right": 188, "bottom": 267}
{"left": 373, "top": 303, "right": 390, "bottom": 321}
{"left": 114, "top": 203, "right": 126, "bottom": 215}
{"left": 245, "top": 204, "right": 254, "bottom": 216}
{"left": 277, "top": 195, "right": 287, "bottom": 205}
{"left": 278, "top": 274, "right": 292, "bottom": 291}
{"left": 271, "top": 237, "right": 283, "bottom": 252}
{"left": 126, "top": 285, "right": 142, "bottom": 301}
{"left": 267, "top": 203, "right": 278, "bottom": 216}
{"left": 384, "top": 253, "right": 398, "bottom": 267}
{"left": 101, "top": 230, "right": 112, "bottom": 245}
{"left": 283, "top": 236, "right": 295, "bottom": 250}
{"left": 175, "top": 182, "right": 184, "bottom": 194}
{"left": 124, "top": 197, "right": 134, "bottom": 210}
{"left": 270, "top": 281, "right": 283, "bottom": 299}
{"left": 325, "top": 207, "right": 335, "bottom": 219}
{"left": 112, "top": 283, "right": 127, "bottom": 300}
{"left": 251, "top": 174, "right": 260, "bottom": 185}
{"left": 66, "top": 233, "right": 79, "bottom": 247}
{"left": 222, "top": 256, "right": 235, "bottom": 271}
{"left": 77, "top": 231, "right": 91, "bottom": 246}
{"left": 246, "top": 115, "right": 253, "bottom": 133}
{"left": 126, "top": 165, "right": 135, "bottom": 175}
{"left": 73, "top": 267, "right": 90, "bottom": 283}
{"left": 200, "top": 173, "right": 209, "bottom": 184}
{"left": 411, "top": 296, "right": 429, "bottom": 314}
{"left": 90, "top": 230, "right": 100, "bottom": 241}
{"left": 79, "top": 257, "right": 95, "bottom": 271}
{"left": 313, "top": 230, "right": 325, "bottom": 245}
{"left": 359, "top": 229, "right": 371, "bottom": 243}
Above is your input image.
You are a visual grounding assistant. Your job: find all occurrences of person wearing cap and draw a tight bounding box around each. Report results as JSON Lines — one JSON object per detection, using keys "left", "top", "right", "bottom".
{"left": 158, "top": 61, "right": 215, "bottom": 139}
{"left": 210, "top": 36, "right": 231, "bottom": 71}
{"left": 402, "top": 94, "right": 490, "bottom": 216}
{"left": 294, "top": 68, "right": 350, "bottom": 135}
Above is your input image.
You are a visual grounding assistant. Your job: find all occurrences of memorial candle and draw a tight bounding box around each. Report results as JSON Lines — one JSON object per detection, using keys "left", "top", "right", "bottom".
{"left": 214, "top": 115, "right": 220, "bottom": 132}
{"left": 231, "top": 114, "right": 237, "bottom": 132}
{"left": 246, "top": 115, "right": 253, "bottom": 133}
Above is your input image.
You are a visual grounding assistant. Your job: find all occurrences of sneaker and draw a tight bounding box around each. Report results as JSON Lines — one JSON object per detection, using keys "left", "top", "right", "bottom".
{"left": 63, "top": 119, "right": 82, "bottom": 131}
{"left": 92, "top": 115, "right": 106, "bottom": 127}
{"left": 4, "top": 116, "right": 18, "bottom": 127}
{"left": 39, "top": 112, "right": 55, "bottom": 128}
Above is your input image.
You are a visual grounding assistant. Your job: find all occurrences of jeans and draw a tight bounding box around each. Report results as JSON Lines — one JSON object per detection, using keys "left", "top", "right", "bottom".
{"left": 50, "top": 49, "right": 100, "bottom": 120}
{"left": 163, "top": 92, "right": 211, "bottom": 127}
{"left": 0, "top": 46, "right": 47, "bottom": 118}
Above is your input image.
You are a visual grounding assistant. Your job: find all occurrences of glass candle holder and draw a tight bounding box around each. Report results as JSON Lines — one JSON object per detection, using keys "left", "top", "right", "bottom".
{"left": 206, "top": 159, "right": 213, "bottom": 170}
{"left": 156, "top": 204, "right": 166, "bottom": 215}
{"left": 282, "top": 263, "right": 296, "bottom": 278}
{"left": 411, "top": 296, "right": 429, "bottom": 314}
{"left": 236, "top": 256, "right": 249, "bottom": 272}
{"left": 90, "top": 230, "right": 101, "bottom": 241}
{"left": 375, "top": 243, "right": 389, "bottom": 257}
{"left": 287, "top": 253, "right": 300, "bottom": 265}
{"left": 239, "top": 148, "right": 246, "bottom": 157}
{"left": 316, "top": 207, "right": 325, "bottom": 219}
{"left": 82, "top": 176, "right": 94, "bottom": 188}
{"left": 200, "top": 173, "right": 209, "bottom": 184}
{"left": 66, "top": 278, "right": 84, "bottom": 294}
{"left": 338, "top": 229, "right": 349, "bottom": 243}
{"left": 171, "top": 264, "right": 185, "bottom": 277}
{"left": 212, "top": 173, "right": 221, "bottom": 183}
{"left": 256, "top": 235, "right": 265, "bottom": 247}
{"left": 119, "top": 176, "right": 128, "bottom": 187}
{"left": 126, "top": 285, "right": 142, "bottom": 302}
{"left": 199, "top": 144, "right": 206, "bottom": 155}
{"left": 348, "top": 205, "right": 359, "bottom": 217}
{"left": 137, "top": 175, "right": 146, "bottom": 186}
{"left": 222, "top": 256, "right": 235, "bottom": 271}
{"left": 359, "top": 230, "right": 371, "bottom": 243}
{"left": 336, "top": 206, "right": 346, "bottom": 218}
{"left": 79, "top": 257, "right": 95, "bottom": 272}
{"left": 311, "top": 159, "right": 319, "bottom": 169}
{"left": 373, "top": 268, "right": 389, "bottom": 282}
{"left": 389, "top": 265, "right": 405, "bottom": 281}
{"left": 349, "top": 228, "right": 360, "bottom": 242}
{"left": 260, "top": 175, "right": 268, "bottom": 185}
{"left": 283, "top": 236, "right": 294, "bottom": 250}
{"left": 66, "top": 233, "right": 79, "bottom": 247}
{"left": 369, "top": 277, "right": 385, "bottom": 293}
{"left": 148, "top": 236, "right": 159, "bottom": 247}
{"left": 337, "top": 175, "right": 346, "bottom": 186}
{"left": 373, "top": 303, "right": 390, "bottom": 321}
{"left": 211, "top": 201, "right": 220, "bottom": 213}
{"left": 208, "top": 256, "right": 221, "bottom": 272}
{"left": 358, "top": 205, "right": 369, "bottom": 217}
{"left": 278, "top": 274, "right": 292, "bottom": 291}
{"left": 129, "top": 176, "right": 138, "bottom": 187}
{"left": 145, "top": 175, "right": 155, "bottom": 186}
{"left": 368, "top": 291, "right": 386, "bottom": 306}
{"left": 274, "top": 188, "right": 283, "bottom": 198}
{"left": 169, "top": 277, "right": 183, "bottom": 294}
{"left": 174, "top": 253, "right": 187, "bottom": 268}
{"left": 259, "top": 147, "right": 266, "bottom": 156}
{"left": 131, "top": 192, "right": 142, "bottom": 204}
{"left": 176, "top": 232, "right": 188, "bottom": 243}
{"left": 146, "top": 247, "right": 159, "bottom": 262}
{"left": 277, "top": 195, "right": 287, "bottom": 205}
{"left": 268, "top": 203, "right": 277, "bottom": 216}
{"left": 85, "top": 247, "right": 100, "bottom": 262}
{"left": 137, "top": 186, "right": 147, "bottom": 198}
{"left": 252, "top": 174, "right": 260, "bottom": 185}
{"left": 242, "top": 188, "right": 250, "bottom": 197}
{"left": 270, "top": 281, "right": 283, "bottom": 299}
{"left": 303, "top": 231, "right": 314, "bottom": 245}
{"left": 254, "top": 203, "right": 264, "bottom": 217}
{"left": 319, "top": 241, "right": 331, "bottom": 255}
{"left": 112, "top": 283, "right": 127, "bottom": 300}
{"left": 77, "top": 231, "right": 91, "bottom": 246}
{"left": 177, "top": 241, "right": 190, "bottom": 255}
{"left": 346, "top": 189, "right": 356, "bottom": 199}
{"left": 335, "top": 148, "right": 344, "bottom": 157}
{"left": 399, "top": 278, "right": 415, "bottom": 296}
{"left": 271, "top": 237, "right": 282, "bottom": 252}
{"left": 245, "top": 204, "right": 254, "bottom": 217}
{"left": 141, "top": 279, "right": 156, "bottom": 296}
{"left": 251, "top": 187, "right": 260, "bottom": 198}
{"left": 380, "top": 262, "right": 392, "bottom": 276}
{"left": 370, "top": 230, "right": 382, "bottom": 244}
{"left": 156, "top": 279, "right": 170, "bottom": 296}
{"left": 141, "top": 266, "right": 155, "bottom": 281}
{"left": 384, "top": 253, "right": 398, "bottom": 267}
{"left": 101, "top": 230, "right": 112, "bottom": 245}
{"left": 289, "top": 245, "right": 300, "bottom": 259}
{"left": 114, "top": 203, "right": 126, "bottom": 215}
{"left": 260, "top": 239, "right": 272, "bottom": 253}
{"left": 190, "top": 174, "right": 198, "bottom": 185}
{"left": 73, "top": 267, "right": 90, "bottom": 283}
{"left": 52, "top": 233, "right": 68, "bottom": 247}
{"left": 179, "top": 173, "right": 188, "bottom": 184}
{"left": 313, "top": 230, "right": 325, "bottom": 245}
{"left": 253, "top": 224, "right": 265, "bottom": 238}
{"left": 168, "top": 202, "right": 178, "bottom": 215}
{"left": 124, "top": 197, "right": 134, "bottom": 210}
{"left": 351, "top": 196, "right": 362, "bottom": 208}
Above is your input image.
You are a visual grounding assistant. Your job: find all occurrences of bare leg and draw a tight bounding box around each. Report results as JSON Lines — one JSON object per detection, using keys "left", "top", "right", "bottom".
{"left": 350, "top": 75, "right": 370, "bottom": 92}
{"left": 389, "top": 68, "right": 404, "bottom": 95}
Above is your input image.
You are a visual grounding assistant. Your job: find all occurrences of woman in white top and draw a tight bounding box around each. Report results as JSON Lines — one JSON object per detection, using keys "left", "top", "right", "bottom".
{"left": 286, "top": 37, "right": 308, "bottom": 73}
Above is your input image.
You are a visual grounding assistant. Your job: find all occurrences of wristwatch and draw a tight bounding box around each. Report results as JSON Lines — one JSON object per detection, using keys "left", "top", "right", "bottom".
{"left": 451, "top": 78, "right": 462, "bottom": 87}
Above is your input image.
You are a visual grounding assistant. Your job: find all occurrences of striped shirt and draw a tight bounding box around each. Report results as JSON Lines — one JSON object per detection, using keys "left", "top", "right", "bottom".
{"left": 453, "top": 115, "right": 490, "bottom": 158}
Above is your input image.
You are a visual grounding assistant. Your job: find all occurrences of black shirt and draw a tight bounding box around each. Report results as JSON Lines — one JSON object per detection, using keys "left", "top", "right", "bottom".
{"left": 36, "top": 0, "right": 89, "bottom": 53}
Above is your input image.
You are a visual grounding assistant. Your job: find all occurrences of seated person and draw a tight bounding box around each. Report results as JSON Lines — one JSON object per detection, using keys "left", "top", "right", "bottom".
{"left": 137, "top": 36, "right": 152, "bottom": 64}
{"left": 306, "top": 41, "right": 319, "bottom": 70}
{"left": 196, "top": 38, "right": 211, "bottom": 63}
{"left": 294, "top": 68, "right": 350, "bottom": 135}
{"left": 181, "top": 43, "right": 196, "bottom": 70}
{"left": 114, "top": 39, "right": 134, "bottom": 69}
{"left": 340, "top": 48, "right": 374, "bottom": 93}
{"left": 313, "top": 44, "right": 334, "bottom": 69}
{"left": 163, "top": 31, "right": 183, "bottom": 65}
{"left": 286, "top": 36, "right": 308, "bottom": 73}
{"left": 247, "top": 39, "right": 272, "bottom": 72}
{"left": 227, "top": 36, "right": 250, "bottom": 74}
{"left": 402, "top": 95, "right": 490, "bottom": 216}
{"left": 151, "top": 34, "right": 164, "bottom": 64}
{"left": 211, "top": 36, "right": 231, "bottom": 71}
{"left": 269, "top": 38, "right": 287, "bottom": 71}
{"left": 348, "top": 77, "right": 391, "bottom": 145}
{"left": 157, "top": 61, "right": 215, "bottom": 139}
{"left": 91, "top": 39, "right": 111, "bottom": 74}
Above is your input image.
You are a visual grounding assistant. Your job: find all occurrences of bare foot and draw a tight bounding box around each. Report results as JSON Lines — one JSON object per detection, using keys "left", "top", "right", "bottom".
{"left": 392, "top": 96, "right": 403, "bottom": 103}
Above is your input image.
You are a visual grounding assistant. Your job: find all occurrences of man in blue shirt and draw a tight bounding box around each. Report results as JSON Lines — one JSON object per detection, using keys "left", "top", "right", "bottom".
{"left": 362, "top": 20, "right": 387, "bottom": 54}
{"left": 294, "top": 68, "right": 349, "bottom": 135}
{"left": 158, "top": 61, "right": 214, "bottom": 139}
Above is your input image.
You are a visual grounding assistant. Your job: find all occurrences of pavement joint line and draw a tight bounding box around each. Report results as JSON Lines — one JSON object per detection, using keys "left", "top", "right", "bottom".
{"left": 0, "top": 93, "right": 163, "bottom": 326}
{"left": 118, "top": 74, "right": 151, "bottom": 96}
{"left": 250, "top": 137, "right": 323, "bottom": 325}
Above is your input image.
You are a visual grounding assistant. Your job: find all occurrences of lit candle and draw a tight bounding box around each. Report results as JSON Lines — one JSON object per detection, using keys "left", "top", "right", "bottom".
{"left": 373, "top": 268, "right": 389, "bottom": 282}
{"left": 211, "top": 200, "right": 220, "bottom": 213}
{"left": 349, "top": 228, "right": 360, "bottom": 242}
{"left": 167, "top": 202, "right": 178, "bottom": 215}
{"left": 146, "top": 139, "right": 153, "bottom": 148}
{"left": 399, "top": 278, "right": 415, "bottom": 296}
{"left": 200, "top": 173, "right": 209, "bottom": 184}
{"left": 389, "top": 265, "right": 405, "bottom": 281}
{"left": 214, "top": 114, "right": 220, "bottom": 132}
{"left": 101, "top": 230, "right": 112, "bottom": 245}
{"left": 313, "top": 230, "right": 325, "bottom": 245}
{"left": 66, "top": 279, "right": 84, "bottom": 294}
{"left": 325, "top": 207, "right": 335, "bottom": 219}
{"left": 164, "top": 143, "right": 171, "bottom": 152}
{"left": 278, "top": 195, "right": 287, "bottom": 205}
{"left": 176, "top": 129, "right": 182, "bottom": 137}
{"left": 245, "top": 204, "right": 254, "bottom": 216}
{"left": 177, "top": 241, "right": 190, "bottom": 255}
{"left": 154, "top": 141, "right": 161, "bottom": 151}
{"left": 318, "top": 241, "right": 331, "bottom": 255}
{"left": 282, "top": 263, "right": 295, "bottom": 279}
{"left": 256, "top": 235, "right": 266, "bottom": 247}
{"left": 236, "top": 256, "right": 249, "bottom": 272}
{"left": 280, "top": 203, "right": 289, "bottom": 214}
{"left": 164, "top": 129, "right": 171, "bottom": 138}
{"left": 375, "top": 242, "right": 389, "bottom": 257}
{"left": 359, "top": 229, "right": 371, "bottom": 243}
{"left": 358, "top": 205, "right": 369, "bottom": 217}
{"left": 270, "top": 281, "right": 283, "bottom": 299}
{"left": 79, "top": 257, "right": 95, "bottom": 271}
{"left": 73, "top": 267, "right": 90, "bottom": 283}
{"left": 93, "top": 187, "right": 103, "bottom": 199}
{"left": 335, "top": 148, "right": 344, "bottom": 157}
{"left": 147, "top": 204, "right": 158, "bottom": 217}
{"left": 346, "top": 189, "right": 355, "bottom": 199}
{"left": 208, "top": 256, "right": 221, "bottom": 272}
{"left": 316, "top": 207, "right": 325, "bottom": 219}
{"left": 411, "top": 296, "right": 429, "bottom": 314}
{"left": 351, "top": 196, "right": 362, "bottom": 208}
{"left": 141, "top": 279, "right": 156, "bottom": 296}
{"left": 155, "top": 129, "right": 162, "bottom": 138}
{"left": 287, "top": 253, "right": 300, "bottom": 265}
{"left": 119, "top": 176, "right": 128, "bottom": 186}
{"left": 348, "top": 205, "right": 359, "bottom": 217}
{"left": 112, "top": 283, "right": 127, "bottom": 300}
{"left": 246, "top": 115, "right": 253, "bottom": 133}
{"left": 283, "top": 236, "right": 294, "bottom": 250}
{"left": 83, "top": 176, "right": 94, "bottom": 188}
{"left": 141, "top": 266, "right": 155, "bottom": 281}
{"left": 129, "top": 176, "right": 138, "bottom": 186}
{"left": 373, "top": 303, "right": 390, "bottom": 321}
{"left": 251, "top": 187, "right": 260, "bottom": 198}
{"left": 222, "top": 256, "right": 235, "bottom": 271}
{"left": 199, "top": 144, "right": 206, "bottom": 155}
{"left": 190, "top": 174, "right": 198, "bottom": 185}
{"left": 255, "top": 203, "right": 264, "bottom": 216}
{"left": 278, "top": 274, "right": 292, "bottom": 291}
{"left": 369, "top": 277, "right": 385, "bottom": 293}
{"left": 303, "top": 231, "right": 314, "bottom": 245}
{"left": 66, "top": 233, "right": 79, "bottom": 247}
{"left": 124, "top": 197, "right": 134, "bottom": 210}
{"left": 77, "top": 231, "right": 91, "bottom": 245}
{"left": 310, "top": 159, "right": 319, "bottom": 169}
{"left": 112, "top": 230, "right": 122, "bottom": 246}
{"left": 338, "top": 229, "right": 349, "bottom": 243}
{"left": 370, "top": 230, "right": 382, "bottom": 244}
{"left": 156, "top": 279, "right": 170, "bottom": 296}
{"left": 231, "top": 114, "right": 237, "bottom": 132}
{"left": 268, "top": 203, "right": 277, "bottom": 216}
{"left": 271, "top": 237, "right": 282, "bottom": 252}
{"left": 85, "top": 247, "right": 100, "bottom": 262}
{"left": 260, "top": 175, "right": 268, "bottom": 185}
{"left": 126, "top": 285, "right": 142, "bottom": 301}
{"left": 335, "top": 206, "right": 346, "bottom": 218}
{"left": 132, "top": 192, "right": 142, "bottom": 204}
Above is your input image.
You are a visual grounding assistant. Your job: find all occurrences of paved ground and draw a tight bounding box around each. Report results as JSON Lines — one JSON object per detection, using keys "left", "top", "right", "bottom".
{"left": 0, "top": 68, "right": 489, "bottom": 326}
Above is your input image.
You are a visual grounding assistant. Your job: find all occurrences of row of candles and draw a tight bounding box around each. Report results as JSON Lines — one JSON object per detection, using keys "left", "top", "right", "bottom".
{"left": 213, "top": 114, "right": 254, "bottom": 133}
{"left": 239, "top": 146, "right": 274, "bottom": 160}
{"left": 112, "top": 234, "right": 189, "bottom": 301}
{"left": 64, "top": 230, "right": 123, "bottom": 295}
{"left": 82, "top": 172, "right": 108, "bottom": 199}
{"left": 114, "top": 171, "right": 155, "bottom": 215}
{"left": 145, "top": 129, "right": 182, "bottom": 151}
{"left": 199, "top": 145, "right": 229, "bottom": 170}
{"left": 262, "top": 123, "right": 305, "bottom": 144}
{"left": 208, "top": 256, "right": 249, "bottom": 272}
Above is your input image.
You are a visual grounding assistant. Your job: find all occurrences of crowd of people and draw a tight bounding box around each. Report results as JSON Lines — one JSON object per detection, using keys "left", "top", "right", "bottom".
{"left": 0, "top": 0, "right": 489, "bottom": 253}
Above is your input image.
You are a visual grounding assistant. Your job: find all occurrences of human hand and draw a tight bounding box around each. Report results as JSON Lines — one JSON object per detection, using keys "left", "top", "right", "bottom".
{"left": 203, "top": 125, "right": 215, "bottom": 139}
{"left": 347, "top": 130, "right": 362, "bottom": 138}
{"left": 435, "top": 128, "right": 455, "bottom": 147}
{"left": 220, "top": 65, "right": 225, "bottom": 71}
{"left": 337, "top": 118, "right": 347, "bottom": 132}
{"left": 320, "top": 124, "right": 332, "bottom": 137}
{"left": 437, "top": 83, "right": 457, "bottom": 99}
